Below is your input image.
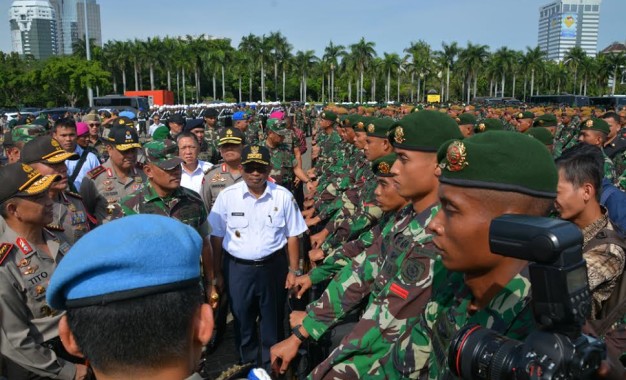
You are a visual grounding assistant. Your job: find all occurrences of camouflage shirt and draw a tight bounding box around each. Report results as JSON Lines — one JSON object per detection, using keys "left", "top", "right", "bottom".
{"left": 259, "top": 136, "right": 297, "bottom": 191}
{"left": 118, "top": 182, "right": 211, "bottom": 238}
{"left": 390, "top": 269, "right": 534, "bottom": 379}
{"left": 302, "top": 203, "right": 440, "bottom": 379}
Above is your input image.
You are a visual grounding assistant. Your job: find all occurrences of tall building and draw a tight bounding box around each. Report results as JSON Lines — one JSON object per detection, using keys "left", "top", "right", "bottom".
{"left": 537, "top": 0, "right": 601, "bottom": 61}
{"left": 76, "top": 0, "right": 102, "bottom": 48}
{"left": 9, "top": 0, "right": 58, "bottom": 59}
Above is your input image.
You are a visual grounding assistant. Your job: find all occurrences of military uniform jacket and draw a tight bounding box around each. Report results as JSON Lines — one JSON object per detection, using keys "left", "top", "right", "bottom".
{"left": 200, "top": 163, "right": 243, "bottom": 212}
{"left": 302, "top": 203, "right": 440, "bottom": 379}
{"left": 0, "top": 226, "right": 74, "bottom": 379}
{"left": 119, "top": 182, "right": 211, "bottom": 238}
{"left": 49, "top": 191, "right": 90, "bottom": 245}
{"left": 79, "top": 159, "right": 146, "bottom": 224}
{"left": 390, "top": 269, "right": 534, "bottom": 379}
{"left": 260, "top": 138, "right": 297, "bottom": 190}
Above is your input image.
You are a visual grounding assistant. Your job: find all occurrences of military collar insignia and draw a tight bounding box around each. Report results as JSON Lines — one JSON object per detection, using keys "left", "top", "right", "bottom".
{"left": 394, "top": 126, "right": 405, "bottom": 144}
{"left": 445, "top": 140, "right": 469, "bottom": 172}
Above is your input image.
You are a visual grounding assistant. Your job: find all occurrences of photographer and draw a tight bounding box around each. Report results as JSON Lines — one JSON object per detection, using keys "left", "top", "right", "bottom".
{"left": 389, "top": 131, "right": 558, "bottom": 379}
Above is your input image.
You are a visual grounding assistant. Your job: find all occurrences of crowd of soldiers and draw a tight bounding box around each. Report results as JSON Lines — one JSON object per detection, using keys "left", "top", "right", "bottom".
{"left": 0, "top": 99, "right": 625, "bottom": 379}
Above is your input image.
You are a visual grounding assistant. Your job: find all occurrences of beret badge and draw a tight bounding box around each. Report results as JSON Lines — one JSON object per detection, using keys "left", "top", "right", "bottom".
{"left": 445, "top": 140, "right": 469, "bottom": 172}
{"left": 585, "top": 119, "right": 594, "bottom": 128}
{"left": 367, "top": 124, "right": 375, "bottom": 133}
{"left": 478, "top": 123, "right": 486, "bottom": 132}
{"left": 394, "top": 126, "right": 405, "bottom": 144}
{"left": 518, "top": 113, "right": 523, "bottom": 119}
{"left": 378, "top": 162, "right": 390, "bottom": 174}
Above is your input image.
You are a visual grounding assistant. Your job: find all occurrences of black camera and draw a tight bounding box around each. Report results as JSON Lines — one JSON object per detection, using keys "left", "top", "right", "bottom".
{"left": 448, "top": 215, "right": 606, "bottom": 379}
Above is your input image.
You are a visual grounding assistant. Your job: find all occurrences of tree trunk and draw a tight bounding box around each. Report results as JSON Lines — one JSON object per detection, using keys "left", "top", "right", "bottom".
{"left": 530, "top": 69, "right": 535, "bottom": 98}
{"left": 282, "top": 69, "right": 286, "bottom": 103}
{"left": 182, "top": 66, "right": 187, "bottom": 104}
{"left": 274, "top": 62, "right": 278, "bottom": 100}
{"left": 410, "top": 72, "right": 414, "bottom": 102}
{"left": 221, "top": 65, "right": 225, "bottom": 100}
{"left": 466, "top": 78, "right": 471, "bottom": 103}
{"left": 489, "top": 79, "right": 493, "bottom": 97}
{"left": 501, "top": 74, "right": 505, "bottom": 97}
{"left": 512, "top": 74, "right": 516, "bottom": 99}
{"left": 150, "top": 64, "right": 155, "bottom": 90}
{"left": 176, "top": 70, "right": 180, "bottom": 104}
{"left": 249, "top": 72, "right": 252, "bottom": 102}
{"left": 360, "top": 70, "right": 364, "bottom": 104}
{"left": 446, "top": 65, "right": 451, "bottom": 101}
{"left": 612, "top": 68, "right": 617, "bottom": 95}
{"left": 212, "top": 74, "right": 217, "bottom": 100}
{"left": 523, "top": 75, "right": 527, "bottom": 102}
{"left": 321, "top": 74, "right": 325, "bottom": 103}
{"left": 261, "top": 62, "right": 265, "bottom": 102}
{"left": 331, "top": 69, "right": 335, "bottom": 103}
{"left": 473, "top": 75, "right": 478, "bottom": 99}
{"left": 122, "top": 68, "right": 127, "bottom": 93}
{"left": 238, "top": 76, "right": 242, "bottom": 103}
{"left": 194, "top": 66, "right": 200, "bottom": 102}
{"left": 112, "top": 76, "right": 117, "bottom": 94}
{"left": 397, "top": 71, "right": 401, "bottom": 102}
{"left": 348, "top": 79, "right": 352, "bottom": 103}
{"left": 417, "top": 78, "right": 421, "bottom": 103}
{"left": 134, "top": 62, "right": 139, "bottom": 90}
{"left": 387, "top": 69, "right": 391, "bottom": 102}
{"left": 167, "top": 69, "right": 171, "bottom": 91}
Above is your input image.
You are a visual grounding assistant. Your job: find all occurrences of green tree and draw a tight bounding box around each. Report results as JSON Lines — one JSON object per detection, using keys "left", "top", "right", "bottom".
{"left": 441, "top": 41, "right": 459, "bottom": 101}
{"left": 350, "top": 38, "right": 376, "bottom": 103}
{"left": 293, "top": 50, "right": 319, "bottom": 102}
{"left": 323, "top": 41, "right": 346, "bottom": 103}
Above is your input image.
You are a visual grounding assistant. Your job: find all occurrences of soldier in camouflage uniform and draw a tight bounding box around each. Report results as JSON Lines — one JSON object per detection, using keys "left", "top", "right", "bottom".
{"left": 259, "top": 118, "right": 310, "bottom": 193}
{"left": 79, "top": 125, "right": 145, "bottom": 224}
{"left": 577, "top": 118, "right": 617, "bottom": 181}
{"left": 21, "top": 136, "right": 91, "bottom": 244}
{"left": 387, "top": 131, "right": 559, "bottom": 379}
{"left": 202, "top": 108, "right": 221, "bottom": 164}
{"left": 2, "top": 124, "right": 47, "bottom": 165}
{"left": 247, "top": 111, "right": 264, "bottom": 146}
{"left": 602, "top": 112, "right": 626, "bottom": 191}
{"left": 116, "top": 140, "right": 218, "bottom": 306}
{"left": 270, "top": 110, "right": 463, "bottom": 379}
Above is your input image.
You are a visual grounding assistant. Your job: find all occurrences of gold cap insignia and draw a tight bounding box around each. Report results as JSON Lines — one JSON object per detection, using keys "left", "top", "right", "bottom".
{"left": 336, "top": 118, "right": 340, "bottom": 123}
{"left": 321, "top": 113, "right": 326, "bottom": 118}
{"left": 51, "top": 139, "right": 61, "bottom": 148}
{"left": 585, "top": 120, "right": 594, "bottom": 128}
{"left": 226, "top": 129, "right": 233, "bottom": 137}
{"left": 367, "top": 124, "right": 375, "bottom": 133}
{"left": 478, "top": 123, "right": 486, "bottom": 132}
{"left": 455, "top": 117, "right": 461, "bottom": 123}
{"left": 518, "top": 113, "right": 523, "bottom": 119}
{"left": 394, "top": 126, "right": 405, "bottom": 144}
{"left": 356, "top": 122, "right": 364, "bottom": 129}
{"left": 251, "top": 146, "right": 259, "bottom": 154}
{"left": 445, "top": 141, "right": 469, "bottom": 172}
{"left": 125, "top": 131, "right": 132, "bottom": 141}
{"left": 538, "top": 120, "right": 544, "bottom": 125}
{"left": 378, "top": 162, "right": 391, "bottom": 174}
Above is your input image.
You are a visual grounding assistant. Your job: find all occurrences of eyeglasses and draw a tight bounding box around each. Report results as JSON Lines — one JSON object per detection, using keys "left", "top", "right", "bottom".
{"left": 243, "top": 165, "right": 268, "bottom": 174}
{"left": 88, "top": 123, "right": 100, "bottom": 127}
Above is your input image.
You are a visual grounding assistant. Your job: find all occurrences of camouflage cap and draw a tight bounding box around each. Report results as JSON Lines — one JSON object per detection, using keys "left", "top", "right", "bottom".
{"left": 372, "top": 153, "right": 397, "bottom": 177}
{"left": 267, "top": 118, "right": 288, "bottom": 135}
{"left": 515, "top": 111, "right": 535, "bottom": 120}
{"left": 388, "top": 110, "right": 463, "bottom": 152}
{"left": 218, "top": 127, "right": 244, "bottom": 146}
{"left": 455, "top": 113, "right": 477, "bottom": 126}
{"left": 21, "top": 136, "right": 79, "bottom": 164}
{"left": 103, "top": 125, "right": 141, "bottom": 151}
{"left": 3, "top": 124, "right": 47, "bottom": 146}
{"left": 437, "top": 131, "right": 557, "bottom": 198}
{"left": 533, "top": 113, "right": 557, "bottom": 128}
{"left": 241, "top": 145, "right": 270, "bottom": 166}
{"left": 0, "top": 163, "right": 60, "bottom": 204}
{"left": 581, "top": 118, "right": 610, "bottom": 135}
{"left": 474, "top": 118, "right": 505, "bottom": 133}
{"left": 525, "top": 127, "right": 554, "bottom": 146}
{"left": 144, "top": 140, "right": 183, "bottom": 170}
{"left": 366, "top": 118, "right": 395, "bottom": 138}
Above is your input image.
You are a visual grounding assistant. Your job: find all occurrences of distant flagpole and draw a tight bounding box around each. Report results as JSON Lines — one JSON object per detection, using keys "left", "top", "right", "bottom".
{"left": 84, "top": 0, "right": 93, "bottom": 107}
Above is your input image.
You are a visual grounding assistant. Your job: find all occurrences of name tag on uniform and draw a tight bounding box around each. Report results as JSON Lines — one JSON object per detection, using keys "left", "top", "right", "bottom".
{"left": 231, "top": 212, "right": 245, "bottom": 216}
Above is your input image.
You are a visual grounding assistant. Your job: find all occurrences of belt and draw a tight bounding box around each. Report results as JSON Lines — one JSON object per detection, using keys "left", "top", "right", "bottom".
{"left": 226, "top": 249, "right": 283, "bottom": 266}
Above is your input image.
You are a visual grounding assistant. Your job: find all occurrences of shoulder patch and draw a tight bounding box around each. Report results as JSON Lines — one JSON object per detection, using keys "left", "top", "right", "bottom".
{"left": 45, "top": 224, "right": 65, "bottom": 232}
{"left": 87, "top": 165, "right": 106, "bottom": 179}
{"left": 0, "top": 243, "right": 14, "bottom": 265}
{"left": 65, "top": 191, "right": 82, "bottom": 199}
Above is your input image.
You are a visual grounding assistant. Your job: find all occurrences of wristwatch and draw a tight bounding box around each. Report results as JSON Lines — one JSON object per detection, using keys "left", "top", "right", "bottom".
{"left": 292, "top": 324, "right": 307, "bottom": 341}
{"left": 289, "top": 268, "right": 303, "bottom": 276}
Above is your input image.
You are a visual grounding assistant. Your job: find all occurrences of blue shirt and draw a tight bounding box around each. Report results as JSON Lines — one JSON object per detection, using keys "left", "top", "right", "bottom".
{"left": 65, "top": 145, "right": 101, "bottom": 191}
{"left": 209, "top": 181, "right": 307, "bottom": 260}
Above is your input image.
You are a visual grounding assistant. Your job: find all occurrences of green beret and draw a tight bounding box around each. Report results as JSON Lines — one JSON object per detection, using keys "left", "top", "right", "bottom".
{"left": 388, "top": 110, "right": 463, "bottom": 152}
{"left": 342, "top": 114, "right": 361, "bottom": 129}
{"left": 581, "top": 118, "right": 610, "bottom": 135}
{"left": 372, "top": 153, "right": 397, "bottom": 177}
{"left": 456, "top": 113, "right": 476, "bottom": 126}
{"left": 437, "top": 131, "right": 557, "bottom": 198}
{"left": 354, "top": 116, "right": 370, "bottom": 132}
{"left": 321, "top": 111, "right": 339, "bottom": 124}
{"left": 533, "top": 113, "right": 557, "bottom": 128}
{"left": 366, "top": 118, "right": 394, "bottom": 138}
{"left": 475, "top": 118, "right": 504, "bottom": 133}
{"left": 515, "top": 111, "right": 535, "bottom": 120}
{"left": 525, "top": 128, "right": 554, "bottom": 146}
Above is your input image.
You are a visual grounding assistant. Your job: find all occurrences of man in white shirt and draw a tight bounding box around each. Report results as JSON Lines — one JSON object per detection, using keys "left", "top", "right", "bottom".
{"left": 208, "top": 145, "right": 307, "bottom": 370}
{"left": 52, "top": 118, "right": 100, "bottom": 192}
{"left": 178, "top": 132, "right": 212, "bottom": 194}
{"left": 148, "top": 114, "right": 164, "bottom": 137}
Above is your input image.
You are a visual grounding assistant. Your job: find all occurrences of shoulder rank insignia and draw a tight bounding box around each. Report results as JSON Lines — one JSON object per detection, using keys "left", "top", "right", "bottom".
{"left": 87, "top": 166, "right": 106, "bottom": 179}
{"left": 0, "top": 243, "right": 14, "bottom": 265}
{"left": 65, "top": 191, "right": 82, "bottom": 199}
{"left": 45, "top": 224, "right": 65, "bottom": 232}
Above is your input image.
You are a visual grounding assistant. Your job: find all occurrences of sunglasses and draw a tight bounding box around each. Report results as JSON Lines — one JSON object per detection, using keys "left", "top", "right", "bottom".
{"left": 88, "top": 123, "right": 100, "bottom": 127}
{"left": 243, "top": 165, "right": 268, "bottom": 174}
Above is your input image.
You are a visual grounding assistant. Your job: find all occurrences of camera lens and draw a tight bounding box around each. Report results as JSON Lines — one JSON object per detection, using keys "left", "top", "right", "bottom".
{"left": 449, "top": 324, "right": 522, "bottom": 379}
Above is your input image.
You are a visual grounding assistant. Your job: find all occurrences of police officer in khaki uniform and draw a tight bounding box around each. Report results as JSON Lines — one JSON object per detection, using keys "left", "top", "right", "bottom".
{"left": 201, "top": 127, "right": 245, "bottom": 211}
{"left": 79, "top": 124, "right": 146, "bottom": 224}
{"left": 0, "top": 163, "right": 86, "bottom": 379}
{"left": 21, "top": 136, "right": 91, "bottom": 244}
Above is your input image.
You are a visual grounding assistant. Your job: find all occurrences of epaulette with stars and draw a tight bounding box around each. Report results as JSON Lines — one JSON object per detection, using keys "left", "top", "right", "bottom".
{"left": 0, "top": 243, "right": 14, "bottom": 265}
{"left": 65, "top": 190, "right": 82, "bottom": 199}
{"left": 45, "top": 224, "right": 65, "bottom": 232}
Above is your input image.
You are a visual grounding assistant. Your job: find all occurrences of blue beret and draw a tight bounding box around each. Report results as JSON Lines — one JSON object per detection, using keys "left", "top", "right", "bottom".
{"left": 183, "top": 118, "right": 204, "bottom": 133}
{"left": 119, "top": 110, "right": 136, "bottom": 120}
{"left": 232, "top": 111, "right": 248, "bottom": 121}
{"left": 47, "top": 215, "right": 202, "bottom": 310}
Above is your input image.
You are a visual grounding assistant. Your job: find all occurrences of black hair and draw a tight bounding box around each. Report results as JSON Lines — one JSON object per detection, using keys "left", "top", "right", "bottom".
{"left": 176, "top": 132, "right": 200, "bottom": 146}
{"left": 556, "top": 143, "right": 603, "bottom": 200}
{"left": 66, "top": 284, "right": 203, "bottom": 373}
{"left": 52, "top": 118, "right": 77, "bottom": 133}
{"left": 602, "top": 111, "right": 621, "bottom": 125}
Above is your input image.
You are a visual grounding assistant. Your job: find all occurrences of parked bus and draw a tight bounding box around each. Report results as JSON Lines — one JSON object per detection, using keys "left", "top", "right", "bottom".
{"left": 92, "top": 95, "right": 150, "bottom": 113}
{"left": 529, "top": 95, "right": 590, "bottom": 107}
{"left": 589, "top": 96, "right": 626, "bottom": 109}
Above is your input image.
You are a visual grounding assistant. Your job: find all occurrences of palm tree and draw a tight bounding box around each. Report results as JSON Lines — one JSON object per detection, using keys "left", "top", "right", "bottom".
{"left": 142, "top": 37, "right": 162, "bottom": 90}
{"left": 161, "top": 36, "right": 179, "bottom": 91}
{"left": 267, "top": 31, "right": 290, "bottom": 101}
{"left": 492, "top": 47, "right": 516, "bottom": 97}
{"left": 129, "top": 39, "right": 145, "bottom": 91}
{"left": 340, "top": 52, "right": 358, "bottom": 102}
{"left": 293, "top": 50, "right": 319, "bottom": 102}
{"left": 441, "top": 42, "right": 459, "bottom": 101}
{"left": 382, "top": 53, "right": 401, "bottom": 102}
{"left": 323, "top": 41, "right": 346, "bottom": 103}
{"left": 405, "top": 40, "right": 432, "bottom": 102}
{"left": 521, "top": 46, "right": 545, "bottom": 100}
{"left": 564, "top": 46, "right": 587, "bottom": 95}
{"left": 350, "top": 38, "right": 376, "bottom": 103}
{"left": 603, "top": 52, "right": 626, "bottom": 95}
{"left": 457, "top": 42, "right": 489, "bottom": 102}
